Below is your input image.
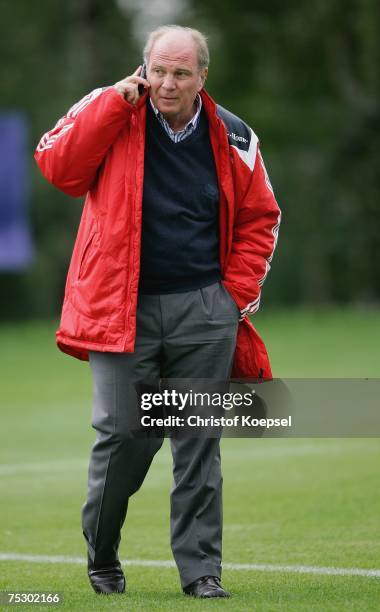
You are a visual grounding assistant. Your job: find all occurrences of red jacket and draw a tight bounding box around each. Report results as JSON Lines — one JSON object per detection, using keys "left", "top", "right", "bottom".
{"left": 35, "top": 87, "right": 281, "bottom": 378}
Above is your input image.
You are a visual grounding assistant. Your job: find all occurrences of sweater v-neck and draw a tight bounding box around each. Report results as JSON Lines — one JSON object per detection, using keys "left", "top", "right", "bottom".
{"left": 147, "top": 101, "right": 207, "bottom": 148}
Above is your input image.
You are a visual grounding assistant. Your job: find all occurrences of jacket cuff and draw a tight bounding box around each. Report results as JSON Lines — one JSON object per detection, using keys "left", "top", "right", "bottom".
{"left": 106, "top": 86, "right": 136, "bottom": 112}
{"left": 221, "top": 280, "right": 255, "bottom": 321}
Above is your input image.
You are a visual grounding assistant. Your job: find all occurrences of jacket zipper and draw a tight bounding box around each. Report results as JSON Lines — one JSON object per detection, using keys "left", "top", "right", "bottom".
{"left": 123, "top": 112, "right": 139, "bottom": 350}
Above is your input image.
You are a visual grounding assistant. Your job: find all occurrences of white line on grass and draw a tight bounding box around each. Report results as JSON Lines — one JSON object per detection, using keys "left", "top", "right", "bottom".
{"left": 0, "top": 553, "right": 379, "bottom": 579}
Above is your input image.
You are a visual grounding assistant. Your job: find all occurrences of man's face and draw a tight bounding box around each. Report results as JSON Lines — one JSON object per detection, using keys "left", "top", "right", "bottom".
{"left": 147, "top": 32, "right": 207, "bottom": 122}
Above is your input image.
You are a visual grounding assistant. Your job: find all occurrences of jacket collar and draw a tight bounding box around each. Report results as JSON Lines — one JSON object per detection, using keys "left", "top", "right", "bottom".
{"left": 137, "top": 88, "right": 218, "bottom": 119}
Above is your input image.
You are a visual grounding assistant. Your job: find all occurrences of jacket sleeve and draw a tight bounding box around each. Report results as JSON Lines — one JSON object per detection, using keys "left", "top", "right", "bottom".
{"left": 34, "top": 87, "right": 133, "bottom": 197}
{"left": 223, "top": 146, "right": 281, "bottom": 319}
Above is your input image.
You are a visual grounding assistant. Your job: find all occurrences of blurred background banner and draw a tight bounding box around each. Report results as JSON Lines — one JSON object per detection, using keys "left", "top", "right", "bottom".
{"left": 0, "top": 113, "right": 34, "bottom": 271}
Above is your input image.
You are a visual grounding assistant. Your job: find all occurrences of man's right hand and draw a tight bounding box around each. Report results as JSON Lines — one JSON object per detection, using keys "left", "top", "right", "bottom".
{"left": 113, "top": 66, "right": 150, "bottom": 105}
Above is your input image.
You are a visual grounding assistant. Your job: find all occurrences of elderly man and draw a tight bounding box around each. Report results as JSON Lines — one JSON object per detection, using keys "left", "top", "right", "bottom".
{"left": 35, "top": 25, "right": 280, "bottom": 598}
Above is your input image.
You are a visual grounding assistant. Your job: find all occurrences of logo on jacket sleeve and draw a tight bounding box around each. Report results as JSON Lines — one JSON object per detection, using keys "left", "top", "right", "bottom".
{"left": 228, "top": 132, "right": 249, "bottom": 146}
{"left": 217, "top": 105, "right": 258, "bottom": 172}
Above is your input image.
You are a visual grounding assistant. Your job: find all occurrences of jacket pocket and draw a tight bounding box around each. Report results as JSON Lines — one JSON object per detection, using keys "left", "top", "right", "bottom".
{"left": 77, "top": 231, "right": 97, "bottom": 281}
{"left": 220, "top": 282, "right": 241, "bottom": 319}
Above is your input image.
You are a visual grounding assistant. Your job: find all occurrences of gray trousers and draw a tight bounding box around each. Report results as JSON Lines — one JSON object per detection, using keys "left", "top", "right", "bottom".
{"left": 81, "top": 280, "right": 239, "bottom": 587}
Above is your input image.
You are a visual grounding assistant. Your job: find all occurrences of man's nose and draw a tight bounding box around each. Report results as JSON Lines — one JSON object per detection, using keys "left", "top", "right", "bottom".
{"left": 162, "top": 75, "right": 176, "bottom": 89}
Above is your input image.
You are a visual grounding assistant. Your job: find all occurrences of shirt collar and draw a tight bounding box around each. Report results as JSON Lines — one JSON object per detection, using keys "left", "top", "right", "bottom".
{"left": 149, "top": 94, "right": 202, "bottom": 135}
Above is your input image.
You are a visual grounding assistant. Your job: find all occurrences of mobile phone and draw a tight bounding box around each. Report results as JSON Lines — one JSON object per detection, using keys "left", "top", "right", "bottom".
{"left": 138, "top": 62, "right": 147, "bottom": 95}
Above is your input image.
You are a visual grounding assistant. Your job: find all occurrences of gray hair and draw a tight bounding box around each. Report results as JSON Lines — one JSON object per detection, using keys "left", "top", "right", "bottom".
{"left": 143, "top": 25, "right": 209, "bottom": 70}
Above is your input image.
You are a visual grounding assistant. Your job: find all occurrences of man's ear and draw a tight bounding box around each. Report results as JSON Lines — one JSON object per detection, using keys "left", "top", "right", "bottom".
{"left": 198, "top": 67, "right": 208, "bottom": 90}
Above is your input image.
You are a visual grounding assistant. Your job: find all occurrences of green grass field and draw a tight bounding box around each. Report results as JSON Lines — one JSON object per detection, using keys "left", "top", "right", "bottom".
{"left": 1, "top": 309, "right": 379, "bottom": 610}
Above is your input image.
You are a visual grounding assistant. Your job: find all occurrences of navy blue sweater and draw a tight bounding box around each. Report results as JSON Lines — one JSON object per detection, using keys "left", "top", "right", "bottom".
{"left": 138, "top": 103, "right": 221, "bottom": 294}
